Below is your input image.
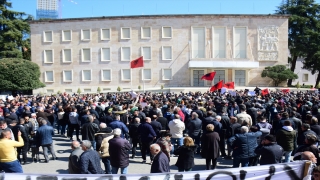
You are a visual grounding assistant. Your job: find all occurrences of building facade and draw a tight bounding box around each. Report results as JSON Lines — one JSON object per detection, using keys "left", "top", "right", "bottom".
{"left": 30, "top": 14, "right": 289, "bottom": 94}
{"left": 292, "top": 58, "right": 318, "bottom": 87}
{"left": 36, "top": 0, "right": 58, "bottom": 19}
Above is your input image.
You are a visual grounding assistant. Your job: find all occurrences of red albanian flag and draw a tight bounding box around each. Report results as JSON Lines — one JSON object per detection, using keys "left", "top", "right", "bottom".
{"left": 130, "top": 56, "right": 144, "bottom": 69}
{"left": 210, "top": 80, "right": 223, "bottom": 92}
{"left": 281, "top": 89, "right": 290, "bottom": 94}
{"left": 223, "top": 82, "right": 235, "bottom": 89}
{"left": 201, "top": 72, "right": 216, "bottom": 81}
{"left": 261, "top": 88, "right": 270, "bottom": 96}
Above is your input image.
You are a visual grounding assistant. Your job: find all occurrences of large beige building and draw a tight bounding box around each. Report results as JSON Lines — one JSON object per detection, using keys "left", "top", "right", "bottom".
{"left": 30, "top": 14, "right": 289, "bottom": 94}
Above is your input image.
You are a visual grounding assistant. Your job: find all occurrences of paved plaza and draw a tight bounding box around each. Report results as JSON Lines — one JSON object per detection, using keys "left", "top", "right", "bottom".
{"left": 22, "top": 134, "right": 233, "bottom": 174}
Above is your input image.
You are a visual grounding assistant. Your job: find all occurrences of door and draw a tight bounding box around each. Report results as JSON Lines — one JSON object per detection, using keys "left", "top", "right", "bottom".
{"left": 235, "top": 70, "right": 246, "bottom": 86}
{"left": 213, "top": 70, "right": 225, "bottom": 84}
{"left": 193, "top": 70, "right": 205, "bottom": 86}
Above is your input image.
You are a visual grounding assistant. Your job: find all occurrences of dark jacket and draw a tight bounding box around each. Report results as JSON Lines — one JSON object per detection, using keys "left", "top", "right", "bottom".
{"left": 247, "top": 107, "right": 258, "bottom": 126}
{"left": 229, "top": 131, "right": 262, "bottom": 158}
{"left": 37, "top": 111, "right": 53, "bottom": 121}
{"left": 35, "top": 124, "right": 54, "bottom": 146}
{"left": 254, "top": 143, "right": 283, "bottom": 165}
{"left": 201, "top": 131, "right": 220, "bottom": 159}
{"left": 174, "top": 145, "right": 197, "bottom": 170}
{"left": 138, "top": 122, "right": 156, "bottom": 143}
{"left": 11, "top": 124, "right": 29, "bottom": 144}
{"left": 150, "top": 151, "right": 170, "bottom": 173}
{"left": 228, "top": 123, "right": 241, "bottom": 138}
{"left": 81, "top": 122, "right": 99, "bottom": 141}
{"left": 150, "top": 120, "right": 162, "bottom": 137}
{"left": 109, "top": 120, "right": 129, "bottom": 138}
{"left": 187, "top": 118, "right": 202, "bottom": 137}
{"left": 79, "top": 149, "right": 104, "bottom": 174}
{"left": 297, "top": 129, "right": 318, "bottom": 146}
{"left": 68, "top": 147, "right": 84, "bottom": 174}
{"left": 108, "top": 136, "right": 131, "bottom": 168}
{"left": 95, "top": 129, "right": 113, "bottom": 151}
{"left": 276, "top": 127, "right": 296, "bottom": 151}
{"left": 129, "top": 122, "right": 141, "bottom": 140}
{"left": 311, "top": 125, "right": 320, "bottom": 138}
{"left": 157, "top": 117, "right": 169, "bottom": 130}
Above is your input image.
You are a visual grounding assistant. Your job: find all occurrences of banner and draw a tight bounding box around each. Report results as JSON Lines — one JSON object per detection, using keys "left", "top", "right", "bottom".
{"left": 0, "top": 161, "right": 310, "bottom": 180}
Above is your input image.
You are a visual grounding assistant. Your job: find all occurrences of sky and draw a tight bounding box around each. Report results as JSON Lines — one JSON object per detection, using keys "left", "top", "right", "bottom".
{"left": 8, "top": 0, "right": 320, "bottom": 19}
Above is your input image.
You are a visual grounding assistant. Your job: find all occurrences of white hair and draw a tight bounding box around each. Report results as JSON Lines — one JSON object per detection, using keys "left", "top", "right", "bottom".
{"left": 113, "top": 128, "right": 121, "bottom": 136}
{"left": 241, "top": 126, "right": 249, "bottom": 133}
{"left": 215, "top": 115, "right": 221, "bottom": 120}
{"left": 150, "top": 143, "right": 160, "bottom": 151}
{"left": 99, "top": 123, "right": 107, "bottom": 129}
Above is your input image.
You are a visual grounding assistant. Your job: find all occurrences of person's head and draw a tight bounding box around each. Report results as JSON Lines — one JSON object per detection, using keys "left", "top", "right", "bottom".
{"left": 24, "top": 116, "right": 30, "bottom": 122}
{"left": 312, "top": 166, "right": 320, "bottom": 180}
{"left": 283, "top": 120, "right": 291, "bottom": 127}
{"left": 41, "top": 119, "right": 47, "bottom": 125}
{"left": 134, "top": 117, "right": 140, "bottom": 123}
{"left": 71, "top": 140, "right": 81, "bottom": 150}
{"left": 145, "top": 117, "right": 151, "bottom": 123}
{"left": 311, "top": 117, "right": 319, "bottom": 125}
{"left": 81, "top": 140, "right": 92, "bottom": 151}
{"left": 206, "top": 124, "right": 214, "bottom": 132}
{"left": 183, "top": 137, "right": 194, "bottom": 146}
{"left": 38, "top": 107, "right": 44, "bottom": 112}
{"left": 31, "top": 113, "right": 37, "bottom": 119}
{"left": 0, "top": 120, "right": 7, "bottom": 130}
{"left": 258, "top": 116, "right": 267, "bottom": 122}
{"left": 305, "top": 134, "right": 318, "bottom": 145}
{"left": 19, "top": 118, "right": 25, "bottom": 125}
{"left": 99, "top": 123, "right": 107, "bottom": 129}
{"left": 87, "top": 115, "right": 93, "bottom": 123}
{"left": 191, "top": 112, "right": 198, "bottom": 119}
{"left": 113, "top": 128, "right": 121, "bottom": 137}
{"left": 0, "top": 129, "right": 11, "bottom": 139}
{"left": 161, "top": 132, "right": 172, "bottom": 141}
{"left": 215, "top": 115, "right": 221, "bottom": 122}
{"left": 174, "top": 114, "right": 180, "bottom": 120}
{"left": 301, "top": 151, "right": 317, "bottom": 163}
{"left": 115, "top": 114, "right": 120, "bottom": 120}
{"left": 263, "top": 135, "right": 276, "bottom": 145}
{"left": 150, "top": 143, "right": 161, "bottom": 156}
{"left": 281, "top": 112, "right": 289, "bottom": 119}
{"left": 239, "top": 104, "right": 246, "bottom": 112}
{"left": 230, "top": 117, "right": 238, "bottom": 124}
{"left": 241, "top": 126, "right": 249, "bottom": 133}
{"left": 302, "top": 123, "right": 310, "bottom": 131}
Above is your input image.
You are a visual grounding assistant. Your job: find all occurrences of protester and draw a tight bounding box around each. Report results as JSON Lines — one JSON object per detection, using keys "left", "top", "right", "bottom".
{"left": 187, "top": 112, "right": 202, "bottom": 154}
{"left": 79, "top": 140, "right": 104, "bottom": 174}
{"left": 68, "top": 141, "right": 84, "bottom": 174}
{"left": 201, "top": 124, "right": 220, "bottom": 170}
{"left": 138, "top": 117, "right": 157, "bottom": 164}
{"left": 254, "top": 135, "right": 283, "bottom": 165}
{"left": 156, "top": 132, "right": 172, "bottom": 160}
{"left": 276, "top": 120, "right": 296, "bottom": 163}
{"left": 168, "top": 114, "right": 185, "bottom": 152}
{"left": 99, "top": 128, "right": 114, "bottom": 174}
{"left": 174, "top": 137, "right": 197, "bottom": 172}
{"left": 129, "top": 117, "right": 141, "bottom": 159}
{"left": 81, "top": 115, "right": 99, "bottom": 150}
{"left": 150, "top": 143, "right": 170, "bottom": 173}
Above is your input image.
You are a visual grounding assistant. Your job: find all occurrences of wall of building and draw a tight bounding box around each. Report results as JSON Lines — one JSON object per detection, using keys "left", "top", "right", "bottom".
{"left": 292, "top": 58, "right": 318, "bottom": 87}
{"left": 30, "top": 15, "right": 289, "bottom": 94}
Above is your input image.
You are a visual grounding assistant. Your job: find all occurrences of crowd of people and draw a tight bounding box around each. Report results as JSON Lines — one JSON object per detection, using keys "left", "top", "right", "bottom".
{"left": 0, "top": 89, "right": 320, "bottom": 177}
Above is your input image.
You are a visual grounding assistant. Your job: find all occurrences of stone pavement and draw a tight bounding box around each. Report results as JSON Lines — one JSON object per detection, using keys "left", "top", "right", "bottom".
{"left": 22, "top": 134, "right": 233, "bottom": 174}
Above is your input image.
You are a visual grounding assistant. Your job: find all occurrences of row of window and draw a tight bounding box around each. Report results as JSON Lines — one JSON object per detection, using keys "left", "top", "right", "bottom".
{"left": 44, "top": 68, "right": 173, "bottom": 82}
{"left": 43, "top": 46, "right": 172, "bottom": 63}
{"left": 43, "top": 26, "right": 248, "bottom": 59}
{"left": 43, "top": 26, "right": 172, "bottom": 42}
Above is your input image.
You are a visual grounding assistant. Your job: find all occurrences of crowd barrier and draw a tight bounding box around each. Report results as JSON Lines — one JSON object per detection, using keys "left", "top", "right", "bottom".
{"left": 0, "top": 161, "right": 312, "bottom": 180}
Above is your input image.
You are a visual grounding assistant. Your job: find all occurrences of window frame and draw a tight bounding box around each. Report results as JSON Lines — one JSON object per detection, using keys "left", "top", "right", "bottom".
{"left": 162, "top": 26, "right": 172, "bottom": 39}
{"left": 212, "top": 26, "right": 227, "bottom": 59}
{"left": 62, "top": 48, "right": 72, "bottom": 63}
{"left": 141, "top": 27, "right": 152, "bottom": 39}
{"left": 162, "top": 68, "right": 172, "bottom": 80}
{"left": 121, "top": 27, "right": 131, "bottom": 40}
{"left": 233, "top": 26, "right": 248, "bottom": 59}
{"left": 100, "top": 28, "right": 111, "bottom": 41}
{"left": 121, "top": 47, "right": 131, "bottom": 61}
{"left": 81, "top": 29, "right": 91, "bottom": 41}
{"left": 43, "top": 31, "right": 53, "bottom": 42}
{"left": 44, "top": 49, "right": 54, "bottom": 64}
{"left": 62, "top": 30, "right": 72, "bottom": 42}
{"left": 302, "top": 74, "right": 309, "bottom": 82}
{"left": 100, "top": 47, "right": 111, "bottom": 62}
{"left": 44, "top": 70, "right": 54, "bottom": 82}
{"left": 121, "top": 69, "right": 132, "bottom": 81}
{"left": 141, "top": 46, "right": 152, "bottom": 60}
{"left": 81, "top": 48, "right": 92, "bottom": 62}
{"left": 101, "top": 69, "right": 112, "bottom": 81}
{"left": 62, "top": 70, "right": 73, "bottom": 82}
{"left": 162, "top": 46, "right": 173, "bottom": 61}
{"left": 142, "top": 68, "right": 152, "bottom": 81}
{"left": 191, "top": 26, "right": 206, "bottom": 59}
{"left": 82, "top": 69, "right": 92, "bottom": 82}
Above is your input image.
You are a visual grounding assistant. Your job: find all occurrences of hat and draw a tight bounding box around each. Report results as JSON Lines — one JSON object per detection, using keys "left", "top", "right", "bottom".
{"left": 264, "top": 135, "right": 276, "bottom": 142}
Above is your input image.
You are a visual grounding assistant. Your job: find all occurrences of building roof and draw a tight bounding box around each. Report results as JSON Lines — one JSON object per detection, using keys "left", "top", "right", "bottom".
{"left": 29, "top": 14, "right": 290, "bottom": 24}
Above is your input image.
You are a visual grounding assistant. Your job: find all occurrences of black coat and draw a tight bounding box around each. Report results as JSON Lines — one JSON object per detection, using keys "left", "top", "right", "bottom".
{"left": 311, "top": 125, "right": 320, "bottom": 138}
{"left": 174, "top": 145, "right": 197, "bottom": 170}
{"left": 157, "top": 117, "right": 169, "bottom": 130}
{"left": 129, "top": 122, "right": 140, "bottom": 140}
{"left": 108, "top": 137, "right": 131, "bottom": 168}
{"left": 150, "top": 151, "right": 170, "bottom": 173}
{"left": 254, "top": 143, "right": 283, "bottom": 165}
{"left": 201, "top": 131, "right": 220, "bottom": 159}
{"left": 297, "top": 129, "right": 318, "bottom": 146}
{"left": 81, "top": 122, "right": 99, "bottom": 141}
{"left": 150, "top": 120, "right": 162, "bottom": 137}
{"left": 187, "top": 118, "right": 202, "bottom": 137}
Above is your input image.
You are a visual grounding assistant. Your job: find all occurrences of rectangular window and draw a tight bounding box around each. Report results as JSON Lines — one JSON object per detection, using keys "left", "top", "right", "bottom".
{"left": 213, "top": 27, "right": 226, "bottom": 58}
{"left": 192, "top": 27, "right": 205, "bottom": 58}
{"left": 45, "top": 71, "right": 54, "bottom": 82}
{"left": 84, "top": 88, "right": 91, "bottom": 93}
{"left": 101, "top": 48, "right": 111, "bottom": 61}
{"left": 43, "top": 31, "right": 53, "bottom": 42}
{"left": 234, "top": 27, "right": 247, "bottom": 58}
{"left": 162, "top": 69, "right": 172, "bottom": 80}
{"left": 81, "top": 29, "right": 91, "bottom": 41}
{"left": 142, "top": 69, "right": 152, "bottom": 80}
{"left": 101, "top": 28, "right": 111, "bottom": 40}
{"left": 62, "top": 30, "right": 72, "bottom": 41}
{"left": 121, "top": 47, "right": 131, "bottom": 61}
{"left": 44, "top": 50, "right": 54, "bottom": 63}
{"left": 81, "top": 48, "right": 91, "bottom": 62}
{"left": 141, "top": 46, "right": 151, "bottom": 60}
{"left": 65, "top": 89, "right": 72, "bottom": 93}
{"left": 82, "top": 70, "right": 92, "bottom": 81}
{"left": 141, "top": 27, "right": 151, "bottom": 39}
{"left": 121, "top": 27, "right": 131, "bottom": 39}
{"left": 46, "top": 89, "right": 54, "bottom": 93}
{"left": 162, "top": 27, "right": 172, "bottom": 38}
{"left": 121, "top": 69, "right": 131, "bottom": 81}
{"left": 101, "top": 69, "right": 112, "bottom": 81}
{"left": 162, "top": 46, "right": 172, "bottom": 60}
{"left": 62, "top": 49, "right": 72, "bottom": 63}
{"left": 303, "top": 74, "right": 308, "bottom": 82}
{"left": 63, "top": 70, "right": 73, "bottom": 82}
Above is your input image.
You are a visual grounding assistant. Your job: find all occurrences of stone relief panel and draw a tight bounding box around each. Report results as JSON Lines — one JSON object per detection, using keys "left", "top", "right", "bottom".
{"left": 257, "top": 26, "right": 279, "bottom": 61}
